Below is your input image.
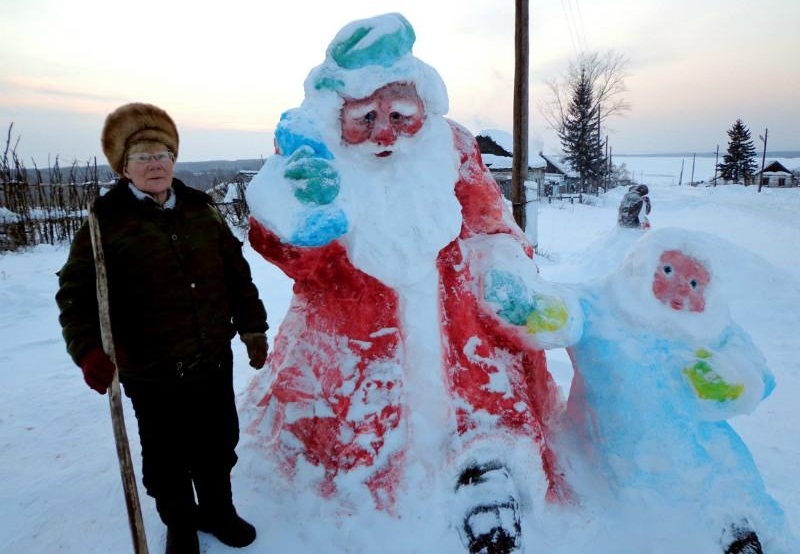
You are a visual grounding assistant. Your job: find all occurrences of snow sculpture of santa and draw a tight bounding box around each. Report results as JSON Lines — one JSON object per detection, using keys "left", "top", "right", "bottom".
{"left": 243, "top": 12, "right": 568, "bottom": 551}
{"left": 483, "top": 227, "right": 796, "bottom": 553}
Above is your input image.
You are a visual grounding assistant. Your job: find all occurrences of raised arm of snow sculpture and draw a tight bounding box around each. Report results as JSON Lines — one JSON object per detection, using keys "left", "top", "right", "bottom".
{"left": 242, "top": 13, "right": 570, "bottom": 547}
{"left": 255, "top": 109, "right": 349, "bottom": 247}
{"left": 486, "top": 226, "right": 791, "bottom": 552}
{"left": 473, "top": 232, "right": 584, "bottom": 351}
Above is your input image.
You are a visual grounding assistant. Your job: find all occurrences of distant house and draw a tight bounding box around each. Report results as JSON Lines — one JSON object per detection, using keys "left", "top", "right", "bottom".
{"left": 538, "top": 153, "right": 579, "bottom": 196}
{"left": 756, "top": 160, "right": 796, "bottom": 188}
{"left": 475, "top": 132, "right": 546, "bottom": 199}
{"left": 476, "top": 135, "right": 512, "bottom": 157}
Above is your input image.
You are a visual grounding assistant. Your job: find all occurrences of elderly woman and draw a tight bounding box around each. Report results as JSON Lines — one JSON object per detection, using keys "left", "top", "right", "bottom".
{"left": 56, "top": 103, "right": 268, "bottom": 554}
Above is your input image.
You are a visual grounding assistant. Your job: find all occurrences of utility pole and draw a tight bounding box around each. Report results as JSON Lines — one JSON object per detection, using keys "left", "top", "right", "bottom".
{"left": 690, "top": 153, "right": 696, "bottom": 186}
{"left": 512, "top": 0, "right": 529, "bottom": 234}
{"left": 604, "top": 135, "right": 609, "bottom": 191}
{"left": 596, "top": 105, "right": 601, "bottom": 194}
{"left": 758, "top": 128, "right": 768, "bottom": 192}
{"left": 678, "top": 159, "right": 684, "bottom": 186}
{"left": 713, "top": 144, "right": 719, "bottom": 186}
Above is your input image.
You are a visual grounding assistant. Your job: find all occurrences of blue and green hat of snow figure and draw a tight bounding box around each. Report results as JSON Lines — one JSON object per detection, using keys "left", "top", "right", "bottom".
{"left": 304, "top": 13, "right": 449, "bottom": 116}
{"left": 329, "top": 13, "right": 416, "bottom": 70}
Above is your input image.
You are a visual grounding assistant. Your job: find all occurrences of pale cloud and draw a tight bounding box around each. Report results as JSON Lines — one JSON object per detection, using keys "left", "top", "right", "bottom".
{"left": 1, "top": 0, "right": 798, "bottom": 163}
{"left": 2, "top": 76, "right": 127, "bottom": 114}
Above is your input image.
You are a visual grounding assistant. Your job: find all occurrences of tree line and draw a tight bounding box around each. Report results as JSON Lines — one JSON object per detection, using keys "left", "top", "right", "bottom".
{"left": 541, "top": 51, "right": 774, "bottom": 190}
{"left": 0, "top": 124, "right": 256, "bottom": 252}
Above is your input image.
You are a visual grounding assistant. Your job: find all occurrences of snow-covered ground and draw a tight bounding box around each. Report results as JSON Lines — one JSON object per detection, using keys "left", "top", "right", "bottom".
{"left": 1, "top": 177, "right": 798, "bottom": 553}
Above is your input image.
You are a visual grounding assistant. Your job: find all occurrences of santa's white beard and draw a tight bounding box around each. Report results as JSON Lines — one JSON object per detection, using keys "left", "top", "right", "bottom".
{"left": 331, "top": 117, "right": 463, "bottom": 289}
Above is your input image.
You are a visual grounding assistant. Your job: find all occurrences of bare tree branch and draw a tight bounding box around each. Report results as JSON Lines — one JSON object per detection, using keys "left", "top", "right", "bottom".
{"left": 538, "top": 50, "right": 631, "bottom": 136}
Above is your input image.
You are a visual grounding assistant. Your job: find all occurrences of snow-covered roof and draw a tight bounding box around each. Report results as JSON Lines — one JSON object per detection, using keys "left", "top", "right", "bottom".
{"left": 480, "top": 129, "right": 514, "bottom": 154}
{"left": 539, "top": 153, "right": 578, "bottom": 178}
{"left": 481, "top": 153, "right": 547, "bottom": 171}
{"left": 482, "top": 153, "right": 512, "bottom": 170}
{"left": 476, "top": 129, "right": 546, "bottom": 169}
{"left": 759, "top": 160, "right": 793, "bottom": 175}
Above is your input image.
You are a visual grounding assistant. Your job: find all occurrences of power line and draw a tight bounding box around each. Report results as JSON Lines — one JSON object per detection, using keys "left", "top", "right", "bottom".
{"left": 560, "top": 0, "right": 580, "bottom": 56}
{"left": 571, "top": 0, "right": 589, "bottom": 50}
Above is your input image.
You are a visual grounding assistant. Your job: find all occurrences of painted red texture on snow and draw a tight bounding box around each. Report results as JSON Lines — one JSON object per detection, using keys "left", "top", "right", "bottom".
{"left": 441, "top": 123, "right": 570, "bottom": 503}
{"left": 249, "top": 220, "right": 403, "bottom": 500}
{"left": 245, "top": 121, "right": 570, "bottom": 509}
{"left": 652, "top": 250, "right": 710, "bottom": 312}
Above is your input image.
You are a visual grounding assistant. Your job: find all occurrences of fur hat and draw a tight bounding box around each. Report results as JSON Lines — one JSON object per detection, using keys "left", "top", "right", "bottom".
{"left": 101, "top": 103, "right": 179, "bottom": 175}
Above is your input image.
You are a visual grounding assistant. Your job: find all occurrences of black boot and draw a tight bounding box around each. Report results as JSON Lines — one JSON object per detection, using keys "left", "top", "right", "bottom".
{"left": 197, "top": 507, "right": 256, "bottom": 548}
{"left": 195, "top": 473, "right": 256, "bottom": 548}
{"left": 165, "top": 525, "right": 199, "bottom": 554}
{"left": 155, "top": 479, "right": 200, "bottom": 554}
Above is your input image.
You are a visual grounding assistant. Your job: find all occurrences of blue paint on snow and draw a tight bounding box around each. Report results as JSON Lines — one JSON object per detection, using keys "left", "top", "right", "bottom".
{"left": 290, "top": 207, "right": 349, "bottom": 247}
{"left": 484, "top": 270, "right": 535, "bottom": 326}
{"left": 275, "top": 110, "right": 333, "bottom": 160}
{"left": 329, "top": 14, "right": 415, "bottom": 70}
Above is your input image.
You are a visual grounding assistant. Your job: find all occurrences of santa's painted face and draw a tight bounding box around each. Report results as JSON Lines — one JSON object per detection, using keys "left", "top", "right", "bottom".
{"left": 652, "top": 250, "right": 710, "bottom": 312}
{"left": 340, "top": 82, "right": 426, "bottom": 157}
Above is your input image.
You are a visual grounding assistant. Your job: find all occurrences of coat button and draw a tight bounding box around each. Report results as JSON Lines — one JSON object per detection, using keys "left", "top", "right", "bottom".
{"left": 171, "top": 234, "right": 178, "bottom": 241}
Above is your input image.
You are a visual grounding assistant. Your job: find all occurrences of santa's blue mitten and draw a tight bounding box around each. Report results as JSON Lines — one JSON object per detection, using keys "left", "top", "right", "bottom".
{"left": 290, "top": 207, "right": 349, "bottom": 247}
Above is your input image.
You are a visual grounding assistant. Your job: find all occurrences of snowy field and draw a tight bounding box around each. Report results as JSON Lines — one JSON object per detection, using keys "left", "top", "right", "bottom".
{"left": 1, "top": 171, "right": 799, "bottom": 553}
{"left": 614, "top": 155, "right": 799, "bottom": 187}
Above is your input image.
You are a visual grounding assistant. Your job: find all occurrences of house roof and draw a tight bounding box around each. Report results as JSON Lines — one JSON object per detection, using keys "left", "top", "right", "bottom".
{"left": 759, "top": 160, "right": 793, "bottom": 175}
{"left": 475, "top": 130, "right": 547, "bottom": 170}
{"left": 481, "top": 153, "right": 547, "bottom": 171}
{"left": 539, "top": 153, "right": 578, "bottom": 178}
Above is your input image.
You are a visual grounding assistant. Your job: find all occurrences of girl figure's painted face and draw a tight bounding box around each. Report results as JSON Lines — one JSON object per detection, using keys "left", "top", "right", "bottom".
{"left": 652, "top": 250, "right": 711, "bottom": 312}
{"left": 340, "top": 82, "right": 426, "bottom": 157}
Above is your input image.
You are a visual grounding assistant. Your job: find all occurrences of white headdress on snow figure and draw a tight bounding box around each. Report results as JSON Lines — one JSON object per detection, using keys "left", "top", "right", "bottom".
{"left": 608, "top": 227, "right": 729, "bottom": 342}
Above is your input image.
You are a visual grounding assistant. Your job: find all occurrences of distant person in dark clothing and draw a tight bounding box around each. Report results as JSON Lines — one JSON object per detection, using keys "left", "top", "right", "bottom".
{"left": 618, "top": 184, "right": 651, "bottom": 229}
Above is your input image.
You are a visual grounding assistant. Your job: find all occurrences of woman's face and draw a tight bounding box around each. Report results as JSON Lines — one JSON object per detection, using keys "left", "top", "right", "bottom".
{"left": 123, "top": 142, "right": 175, "bottom": 196}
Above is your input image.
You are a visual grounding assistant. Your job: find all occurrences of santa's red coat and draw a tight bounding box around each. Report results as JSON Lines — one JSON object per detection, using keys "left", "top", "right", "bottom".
{"left": 247, "top": 121, "right": 568, "bottom": 509}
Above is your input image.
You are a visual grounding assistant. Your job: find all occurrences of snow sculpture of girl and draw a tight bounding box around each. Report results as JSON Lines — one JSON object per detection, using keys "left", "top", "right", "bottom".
{"left": 479, "top": 227, "right": 795, "bottom": 553}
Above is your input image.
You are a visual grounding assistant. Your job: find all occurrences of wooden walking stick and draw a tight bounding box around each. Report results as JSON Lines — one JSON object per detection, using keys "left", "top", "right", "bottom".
{"left": 87, "top": 201, "right": 150, "bottom": 554}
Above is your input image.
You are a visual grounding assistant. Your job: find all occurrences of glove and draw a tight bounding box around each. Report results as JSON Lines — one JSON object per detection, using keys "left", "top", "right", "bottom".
{"left": 242, "top": 333, "right": 268, "bottom": 370}
{"left": 79, "top": 347, "right": 116, "bottom": 394}
{"left": 283, "top": 146, "right": 349, "bottom": 247}
{"left": 284, "top": 146, "right": 340, "bottom": 205}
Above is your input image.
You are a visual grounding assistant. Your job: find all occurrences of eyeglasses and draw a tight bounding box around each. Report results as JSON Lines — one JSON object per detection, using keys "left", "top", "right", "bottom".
{"left": 126, "top": 151, "right": 175, "bottom": 164}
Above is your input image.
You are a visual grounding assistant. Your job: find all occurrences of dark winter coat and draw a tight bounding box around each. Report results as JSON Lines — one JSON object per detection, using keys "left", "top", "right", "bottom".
{"left": 56, "top": 178, "right": 267, "bottom": 381}
{"left": 617, "top": 186, "right": 651, "bottom": 228}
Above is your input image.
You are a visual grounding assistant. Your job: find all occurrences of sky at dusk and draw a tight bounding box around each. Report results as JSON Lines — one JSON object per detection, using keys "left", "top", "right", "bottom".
{"left": 2, "top": 0, "right": 798, "bottom": 165}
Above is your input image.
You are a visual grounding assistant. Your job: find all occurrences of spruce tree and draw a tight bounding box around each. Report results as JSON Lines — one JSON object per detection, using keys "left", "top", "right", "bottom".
{"left": 718, "top": 119, "right": 758, "bottom": 184}
{"left": 559, "top": 69, "right": 605, "bottom": 193}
